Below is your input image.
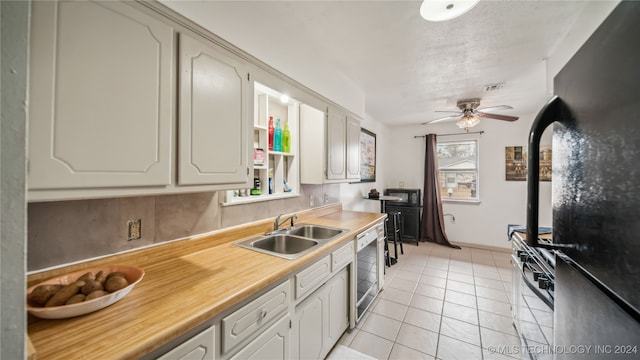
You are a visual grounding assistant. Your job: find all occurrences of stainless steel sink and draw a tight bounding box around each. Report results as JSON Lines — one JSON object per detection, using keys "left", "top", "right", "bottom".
{"left": 252, "top": 235, "right": 318, "bottom": 254}
{"left": 235, "top": 224, "right": 348, "bottom": 260}
{"left": 235, "top": 234, "right": 319, "bottom": 260}
{"left": 286, "top": 224, "right": 345, "bottom": 239}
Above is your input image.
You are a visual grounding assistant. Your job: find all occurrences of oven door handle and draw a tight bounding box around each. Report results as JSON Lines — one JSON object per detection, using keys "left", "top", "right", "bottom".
{"left": 519, "top": 259, "right": 554, "bottom": 310}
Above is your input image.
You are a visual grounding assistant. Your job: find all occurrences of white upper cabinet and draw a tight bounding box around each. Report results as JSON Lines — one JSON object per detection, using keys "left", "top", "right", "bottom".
{"left": 178, "top": 32, "right": 250, "bottom": 186}
{"left": 29, "top": 1, "right": 173, "bottom": 190}
{"left": 27, "top": 1, "right": 254, "bottom": 201}
{"left": 299, "top": 104, "right": 326, "bottom": 184}
{"left": 346, "top": 115, "right": 361, "bottom": 180}
{"left": 327, "top": 108, "right": 347, "bottom": 180}
{"left": 300, "top": 106, "right": 361, "bottom": 184}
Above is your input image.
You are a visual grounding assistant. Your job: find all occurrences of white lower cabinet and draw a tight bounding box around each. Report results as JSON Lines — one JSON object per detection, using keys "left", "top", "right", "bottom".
{"left": 294, "top": 287, "right": 326, "bottom": 359}
{"left": 221, "top": 280, "right": 290, "bottom": 355}
{"left": 162, "top": 239, "right": 356, "bottom": 360}
{"left": 292, "top": 267, "right": 349, "bottom": 360}
{"left": 326, "top": 268, "right": 349, "bottom": 346}
{"left": 375, "top": 222, "right": 386, "bottom": 291}
{"left": 157, "top": 326, "right": 215, "bottom": 360}
{"left": 294, "top": 255, "right": 331, "bottom": 300}
{"left": 228, "top": 315, "right": 290, "bottom": 360}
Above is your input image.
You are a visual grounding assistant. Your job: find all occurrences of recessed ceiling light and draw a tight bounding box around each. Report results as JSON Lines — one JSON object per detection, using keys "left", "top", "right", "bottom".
{"left": 420, "top": 0, "right": 479, "bottom": 22}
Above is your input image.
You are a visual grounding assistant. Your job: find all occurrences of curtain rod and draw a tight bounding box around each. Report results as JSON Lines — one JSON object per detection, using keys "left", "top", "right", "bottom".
{"left": 414, "top": 130, "right": 484, "bottom": 138}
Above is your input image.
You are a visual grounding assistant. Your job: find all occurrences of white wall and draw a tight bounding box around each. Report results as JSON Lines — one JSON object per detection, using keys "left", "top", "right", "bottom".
{"left": 160, "top": 0, "right": 366, "bottom": 118}
{"left": 344, "top": 1, "right": 617, "bottom": 250}
{"left": 385, "top": 109, "right": 552, "bottom": 250}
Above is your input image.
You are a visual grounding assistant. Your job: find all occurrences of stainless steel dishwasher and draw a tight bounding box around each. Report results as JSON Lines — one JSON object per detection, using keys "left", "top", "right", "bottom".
{"left": 354, "top": 225, "right": 382, "bottom": 322}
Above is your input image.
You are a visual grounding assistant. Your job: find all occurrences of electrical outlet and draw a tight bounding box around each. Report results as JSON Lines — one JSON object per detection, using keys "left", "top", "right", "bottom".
{"left": 309, "top": 195, "right": 314, "bottom": 207}
{"left": 127, "top": 219, "right": 141, "bottom": 241}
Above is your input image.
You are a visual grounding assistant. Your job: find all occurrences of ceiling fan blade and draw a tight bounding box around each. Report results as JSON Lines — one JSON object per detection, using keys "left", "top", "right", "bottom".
{"left": 421, "top": 115, "right": 460, "bottom": 125}
{"left": 476, "top": 105, "right": 513, "bottom": 113}
{"left": 476, "top": 112, "right": 519, "bottom": 122}
{"left": 434, "top": 110, "right": 462, "bottom": 114}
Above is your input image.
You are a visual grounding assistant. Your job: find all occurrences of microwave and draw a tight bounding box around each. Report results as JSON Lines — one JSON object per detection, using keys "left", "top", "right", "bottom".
{"left": 384, "top": 189, "right": 421, "bottom": 207}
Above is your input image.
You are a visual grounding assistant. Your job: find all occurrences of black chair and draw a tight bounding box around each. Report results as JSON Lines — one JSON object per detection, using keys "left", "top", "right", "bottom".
{"left": 385, "top": 211, "right": 404, "bottom": 264}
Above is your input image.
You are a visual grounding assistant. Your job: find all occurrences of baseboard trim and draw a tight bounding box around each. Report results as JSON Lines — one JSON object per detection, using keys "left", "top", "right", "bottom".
{"left": 450, "top": 241, "right": 510, "bottom": 253}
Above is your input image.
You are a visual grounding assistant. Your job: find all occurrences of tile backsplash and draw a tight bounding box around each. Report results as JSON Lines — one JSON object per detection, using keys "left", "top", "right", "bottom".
{"left": 28, "top": 184, "right": 339, "bottom": 271}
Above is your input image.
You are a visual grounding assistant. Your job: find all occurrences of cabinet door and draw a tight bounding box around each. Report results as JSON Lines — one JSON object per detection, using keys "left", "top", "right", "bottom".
{"left": 178, "top": 32, "right": 250, "bottom": 186}
{"left": 326, "top": 108, "right": 346, "bottom": 180}
{"left": 346, "top": 115, "right": 361, "bottom": 180}
{"left": 29, "top": 1, "right": 173, "bottom": 189}
{"left": 157, "top": 326, "right": 215, "bottom": 360}
{"left": 229, "top": 315, "right": 289, "bottom": 360}
{"left": 292, "top": 267, "right": 349, "bottom": 360}
{"left": 294, "top": 292, "right": 326, "bottom": 360}
{"left": 326, "top": 268, "right": 349, "bottom": 353}
{"left": 299, "top": 104, "right": 326, "bottom": 184}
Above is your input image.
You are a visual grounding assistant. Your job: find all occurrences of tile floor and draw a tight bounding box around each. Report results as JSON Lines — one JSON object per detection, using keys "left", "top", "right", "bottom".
{"left": 334, "top": 241, "right": 521, "bottom": 360}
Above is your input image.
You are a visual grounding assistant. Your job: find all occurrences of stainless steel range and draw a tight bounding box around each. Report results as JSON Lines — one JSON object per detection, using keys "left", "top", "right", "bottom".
{"left": 510, "top": 227, "right": 555, "bottom": 359}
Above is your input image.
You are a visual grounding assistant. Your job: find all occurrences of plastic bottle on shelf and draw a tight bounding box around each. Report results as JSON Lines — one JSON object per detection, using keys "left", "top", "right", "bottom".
{"left": 282, "top": 120, "right": 290, "bottom": 153}
{"left": 274, "top": 118, "right": 282, "bottom": 152}
{"left": 268, "top": 168, "right": 274, "bottom": 194}
{"left": 268, "top": 116, "right": 274, "bottom": 151}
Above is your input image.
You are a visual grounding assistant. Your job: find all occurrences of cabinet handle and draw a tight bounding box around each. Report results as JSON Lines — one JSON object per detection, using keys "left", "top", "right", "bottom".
{"left": 260, "top": 309, "right": 267, "bottom": 319}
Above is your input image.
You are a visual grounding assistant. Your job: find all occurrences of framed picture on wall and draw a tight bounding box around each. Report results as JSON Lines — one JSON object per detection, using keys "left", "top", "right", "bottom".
{"left": 360, "top": 128, "right": 376, "bottom": 182}
{"left": 505, "top": 145, "right": 552, "bottom": 181}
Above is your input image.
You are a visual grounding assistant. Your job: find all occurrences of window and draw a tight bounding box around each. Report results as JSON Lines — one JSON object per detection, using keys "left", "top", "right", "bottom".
{"left": 437, "top": 140, "right": 479, "bottom": 202}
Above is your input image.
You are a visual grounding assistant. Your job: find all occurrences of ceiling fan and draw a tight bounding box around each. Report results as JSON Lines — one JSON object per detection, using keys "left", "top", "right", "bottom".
{"left": 422, "top": 98, "right": 519, "bottom": 130}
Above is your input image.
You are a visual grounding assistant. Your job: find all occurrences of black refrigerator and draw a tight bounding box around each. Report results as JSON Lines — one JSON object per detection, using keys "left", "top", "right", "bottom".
{"left": 526, "top": 1, "right": 640, "bottom": 358}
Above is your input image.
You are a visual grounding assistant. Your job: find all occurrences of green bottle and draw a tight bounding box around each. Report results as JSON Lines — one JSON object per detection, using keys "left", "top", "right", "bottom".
{"left": 282, "top": 120, "right": 291, "bottom": 153}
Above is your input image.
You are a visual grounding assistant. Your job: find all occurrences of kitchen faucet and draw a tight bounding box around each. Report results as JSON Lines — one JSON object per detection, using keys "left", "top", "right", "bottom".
{"left": 274, "top": 213, "right": 297, "bottom": 231}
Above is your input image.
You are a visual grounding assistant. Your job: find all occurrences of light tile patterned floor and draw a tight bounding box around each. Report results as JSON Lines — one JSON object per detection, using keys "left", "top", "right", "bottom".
{"left": 333, "top": 241, "right": 518, "bottom": 360}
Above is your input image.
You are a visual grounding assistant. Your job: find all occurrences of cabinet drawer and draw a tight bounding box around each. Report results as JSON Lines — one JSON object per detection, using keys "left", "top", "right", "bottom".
{"left": 221, "top": 280, "right": 290, "bottom": 353}
{"left": 157, "top": 326, "right": 215, "bottom": 360}
{"left": 331, "top": 241, "right": 354, "bottom": 272}
{"left": 295, "top": 255, "right": 331, "bottom": 299}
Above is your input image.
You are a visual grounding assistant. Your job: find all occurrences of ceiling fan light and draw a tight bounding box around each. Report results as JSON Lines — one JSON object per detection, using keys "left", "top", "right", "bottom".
{"left": 456, "top": 114, "right": 480, "bottom": 129}
{"left": 420, "top": 0, "right": 480, "bottom": 22}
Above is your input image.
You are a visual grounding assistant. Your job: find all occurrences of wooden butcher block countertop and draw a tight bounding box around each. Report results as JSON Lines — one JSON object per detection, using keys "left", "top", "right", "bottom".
{"left": 27, "top": 204, "right": 385, "bottom": 359}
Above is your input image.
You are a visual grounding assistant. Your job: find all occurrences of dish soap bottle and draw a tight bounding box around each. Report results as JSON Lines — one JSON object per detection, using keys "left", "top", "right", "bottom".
{"left": 268, "top": 116, "right": 274, "bottom": 151}
{"left": 274, "top": 118, "right": 282, "bottom": 152}
{"left": 282, "top": 120, "right": 290, "bottom": 153}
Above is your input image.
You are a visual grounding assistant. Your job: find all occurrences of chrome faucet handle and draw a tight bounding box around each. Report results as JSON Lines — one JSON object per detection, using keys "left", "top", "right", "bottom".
{"left": 273, "top": 213, "right": 297, "bottom": 232}
{"left": 274, "top": 214, "right": 284, "bottom": 231}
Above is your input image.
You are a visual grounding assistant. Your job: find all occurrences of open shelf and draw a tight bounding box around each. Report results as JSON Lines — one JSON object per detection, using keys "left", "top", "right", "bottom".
{"left": 224, "top": 82, "right": 300, "bottom": 206}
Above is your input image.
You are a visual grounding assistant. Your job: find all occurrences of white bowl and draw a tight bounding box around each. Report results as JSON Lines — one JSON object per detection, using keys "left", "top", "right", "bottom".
{"left": 27, "top": 265, "right": 144, "bottom": 319}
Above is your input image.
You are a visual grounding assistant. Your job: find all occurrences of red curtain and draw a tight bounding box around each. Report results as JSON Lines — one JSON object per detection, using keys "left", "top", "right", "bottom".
{"left": 420, "top": 134, "right": 460, "bottom": 249}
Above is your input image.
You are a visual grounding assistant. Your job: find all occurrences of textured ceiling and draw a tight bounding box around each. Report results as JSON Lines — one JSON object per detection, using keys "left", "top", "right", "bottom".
{"left": 162, "top": 1, "right": 590, "bottom": 126}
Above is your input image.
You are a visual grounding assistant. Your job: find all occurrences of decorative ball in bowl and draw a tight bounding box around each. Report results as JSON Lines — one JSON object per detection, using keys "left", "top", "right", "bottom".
{"left": 27, "top": 265, "right": 144, "bottom": 319}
